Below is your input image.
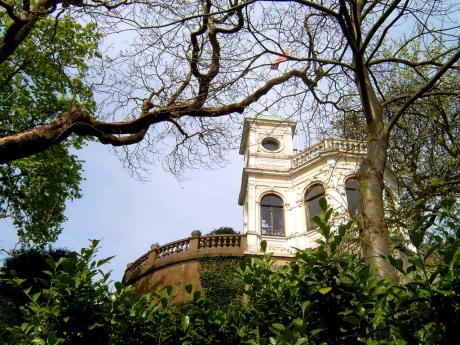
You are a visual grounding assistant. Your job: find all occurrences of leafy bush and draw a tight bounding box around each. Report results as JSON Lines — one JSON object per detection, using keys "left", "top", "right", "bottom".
{"left": 235, "top": 202, "right": 394, "bottom": 344}
{"left": 206, "top": 226, "right": 239, "bottom": 235}
{"left": 199, "top": 256, "right": 244, "bottom": 305}
{"left": 385, "top": 218, "right": 460, "bottom": 343}
{"left": 2, "top": 200, "right": 459, "bottom": 344}
{"left": 0, "top": 247, "right": 70, "bottom": 343}
{"left": 1, "top": 241, "right": 182, "bottom": 344}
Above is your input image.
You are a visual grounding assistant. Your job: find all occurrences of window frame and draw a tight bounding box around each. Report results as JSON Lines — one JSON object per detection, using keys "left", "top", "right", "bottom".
{"left": 304, "top": 183, "right": 326, "bottom": 230}
{"left": 345, "top": 177, "right": 363, "bottom": 218}
{"left": 261, "top": 137, "right": 281, "bottom": 152}
{"left": 260, "top": 194, "right": 285, "bottom": 237}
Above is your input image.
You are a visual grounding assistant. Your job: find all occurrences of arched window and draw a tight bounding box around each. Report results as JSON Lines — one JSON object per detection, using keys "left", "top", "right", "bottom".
{"left": 305, "top": 184, "right": 325, "bottom": 229}
{"left": 260, "top": 194, "right": 285, "bottom": 236}
{"left": 345, "top": 177, "right": 362, "bottom": 217}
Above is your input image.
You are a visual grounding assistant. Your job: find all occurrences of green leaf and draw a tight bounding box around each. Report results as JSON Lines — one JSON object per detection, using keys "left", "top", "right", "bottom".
{"left": 312, "top": 215, "right": 322, "bottom": 226}
{"left": 410, "top": 230, "right": 425, "bottom": 248}
{"left": 96, "top": 256, "right": 115, "bottom": 267}
{"left": 319, "top": 197, "right": 328, "bottom": 211}
{"left": 293, "top": 318, "right": 304, "bottom": 327}
{"left": 318, "top": 287, "right": 332, "bottom": 295}
{"left": 260, "top": 240, "right": 267, "bottom": 253}
{"left": 181, "top": 315, "right": 190, "bottom": 332}
{"left": 343, "top": 315, "right": 360, "bottom": 326}
{"left": 272, "top": 323, "right": 285, "bottom": 331}
{"left": 301, "top": 300, "right": 310, "bottom": 313}
{"left": 387, "top": 256, "right": 405, "bottom": 274}
{"left": 88, "top": 322, "right": 103, "bottom": 330}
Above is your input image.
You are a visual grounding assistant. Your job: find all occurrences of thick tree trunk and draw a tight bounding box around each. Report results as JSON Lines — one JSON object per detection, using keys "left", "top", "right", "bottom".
{"left": 357, "top": 136, "right": 396, "bottom": 279}
{"left": 349, "top": 30, "right": 396, "bottom": 278}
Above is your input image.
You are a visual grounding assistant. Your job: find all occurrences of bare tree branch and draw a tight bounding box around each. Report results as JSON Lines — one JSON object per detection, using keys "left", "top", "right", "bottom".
{"left": 384, "top": 49, "right": 460, "bottom": 135}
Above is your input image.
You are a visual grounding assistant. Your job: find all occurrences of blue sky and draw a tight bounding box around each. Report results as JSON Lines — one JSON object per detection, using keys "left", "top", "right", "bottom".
{"left": 1, "top": 142, "right": 243, "bottom": 282}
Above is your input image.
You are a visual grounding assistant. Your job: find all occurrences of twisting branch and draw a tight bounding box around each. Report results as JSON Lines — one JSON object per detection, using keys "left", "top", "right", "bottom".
{"left": 167, "top": 118, "right": 189, "bottom": 138}
{"left": 0, "top": 65, "right": 311, "bottom": 163}
{"left": 1, "top": 0, "right": 60, "bottom": 63}
{"left": 0, "top": 0, "right": 20, "bottom": 22}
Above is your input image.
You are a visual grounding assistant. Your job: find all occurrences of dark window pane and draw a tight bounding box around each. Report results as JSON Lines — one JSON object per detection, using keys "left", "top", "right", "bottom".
{"left": 305, "top": 185, "right": 325, "bottom": 201}
{"left": 305, "top": 184, "right": 325, "bottom": 229}
{"left": 273, "top": 208, "right": 285, "bottom": 236}
{"left": 308, "top": 197, "right": 322, "bottom": 219}
{"left": 345, "top": 178, "right": 362, "bottom": 217}
{"left": 261, "top": 195, "right": 283, "bottom": 207}
{"left": 345, "top": 178, "right": 359, "bottom": 189}
{"left": 262, "top": 138, "right": 280, "bottom": 151}
{"left": 261, "top": 207, "right": 271, "bottom": 235}
{"left": 260, "top": 194, "right": 285, "bottom": 236}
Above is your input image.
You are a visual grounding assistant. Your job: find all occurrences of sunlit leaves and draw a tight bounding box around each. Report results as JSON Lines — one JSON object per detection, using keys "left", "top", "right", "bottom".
{"left": 0, "top": 14, "right": 100, "bottom": 246}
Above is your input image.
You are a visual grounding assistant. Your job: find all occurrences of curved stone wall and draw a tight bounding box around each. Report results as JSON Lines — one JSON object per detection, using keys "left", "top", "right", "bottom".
{"left": 123, "top": 232, "right": 297, "bottom": 303}
{"left": 123, "top": 232, "right": 248, "bottom": 303}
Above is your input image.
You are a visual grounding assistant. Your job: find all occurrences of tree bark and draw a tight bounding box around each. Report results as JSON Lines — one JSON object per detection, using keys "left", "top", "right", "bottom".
{"left": 351, "top": 43, "right": 396, "bottom": 279}
{"left": 0, "top": 0, "right": 62, "bottom": 64}
{"left": 0, "top": 68, "right": 314, "bottom": 164}
{"left": 357, "top": 136, "right": 395, "bottom": 279}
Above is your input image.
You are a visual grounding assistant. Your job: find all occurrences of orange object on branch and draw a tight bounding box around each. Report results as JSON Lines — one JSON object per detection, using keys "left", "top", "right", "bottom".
{"left": 271, "top": 50, "right": 290, "bottom": 70}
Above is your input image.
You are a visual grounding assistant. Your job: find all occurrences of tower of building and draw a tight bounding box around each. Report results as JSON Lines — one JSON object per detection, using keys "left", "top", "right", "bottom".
{"left": 238, "top": 115, "right": 370, "bottom": 256}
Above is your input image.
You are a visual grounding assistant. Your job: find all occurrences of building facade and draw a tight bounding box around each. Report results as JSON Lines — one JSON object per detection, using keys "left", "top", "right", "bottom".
{"left": 239, "top": 115, "right": 396, "bottom": 257}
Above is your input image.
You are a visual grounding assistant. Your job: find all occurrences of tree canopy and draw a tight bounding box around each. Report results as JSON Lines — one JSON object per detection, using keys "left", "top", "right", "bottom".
{"left": 0, "top": 14, "right": 100, "bottom": 245}
{"left": 334, "top": 42, "right": 460, "bottom": 227}
{"left": 206, "top": 226, "right": 239, "bottom": 235}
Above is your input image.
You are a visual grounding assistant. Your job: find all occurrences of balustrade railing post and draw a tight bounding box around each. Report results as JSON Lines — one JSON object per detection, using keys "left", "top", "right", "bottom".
{"left": 240, "top": 235, "right": 247, "bottom": 253}
{"left": 148, "top": 243, "right": 159, "bottom": 266}
{"left": 190, "top": 230, "right": 201, "bottom": 252}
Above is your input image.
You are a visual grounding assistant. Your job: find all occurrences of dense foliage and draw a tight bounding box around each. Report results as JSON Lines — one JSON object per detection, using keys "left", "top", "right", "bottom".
{"left": 199, "top": 256, "right": 244, "bottom": 305}
{"left": 0, "top": 15, "right": 100, "bottom": 246}
{"left": 0, "top": 247, "right": 70, "bottom": 343}
{"left": 1, "top": 201, "right": 459, "bottom": 344}
{"left": 206, "top": 227, "right": 239, "bottom": 235}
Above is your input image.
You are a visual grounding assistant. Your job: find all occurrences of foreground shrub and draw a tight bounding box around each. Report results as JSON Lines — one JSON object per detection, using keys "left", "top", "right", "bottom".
{"left": 0, "top": 247, "right": 70, "bottom": 344}
{"left": 236, "top": 210, "right": 393, "bottom": 344}
{"left": 2, "top": 201, "right": 458, "bottom": 344}
{"left": 1, "top": 241, "right": 182, "bottom": 344}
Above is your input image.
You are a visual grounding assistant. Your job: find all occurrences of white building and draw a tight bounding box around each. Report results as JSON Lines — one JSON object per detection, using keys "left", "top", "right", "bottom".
{"left": 239, "top": 115, "right": 397, "bottom": 257}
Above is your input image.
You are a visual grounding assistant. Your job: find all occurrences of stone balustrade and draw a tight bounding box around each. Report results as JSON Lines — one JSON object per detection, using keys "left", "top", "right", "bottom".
{"left": 293, "top": 138, "right": 367, "bottom": 167}
{"left": 123, "top": 232, "right": 246, "bottom": 284}
{"left": 156, "top": 238, "right": 190, "bottom": 258}
{"left": 199, "top": 234, "right": 242, "bottom": 248}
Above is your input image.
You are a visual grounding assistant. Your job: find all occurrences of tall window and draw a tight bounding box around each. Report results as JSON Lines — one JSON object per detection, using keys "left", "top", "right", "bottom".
{"left": 305, "top": 184, "right": 325, "bottom": 229}
{"left": 345, "top": 177, "right": 362, "bottom": 217}
{"left": 260, "top": 194, "right": 285, "bottom": 236}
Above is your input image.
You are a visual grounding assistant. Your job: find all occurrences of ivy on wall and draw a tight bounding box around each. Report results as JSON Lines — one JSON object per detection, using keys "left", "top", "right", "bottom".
{"left": 199, "top": 256, "right": 244, "bottom": 305}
